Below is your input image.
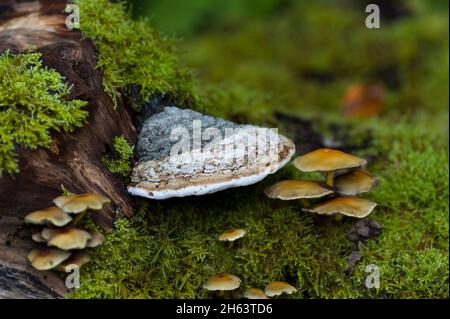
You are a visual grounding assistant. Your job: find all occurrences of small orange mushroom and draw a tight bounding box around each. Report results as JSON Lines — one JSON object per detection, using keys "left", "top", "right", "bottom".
{"left": 303, "top": 196, "right": 377, "bottom": 218}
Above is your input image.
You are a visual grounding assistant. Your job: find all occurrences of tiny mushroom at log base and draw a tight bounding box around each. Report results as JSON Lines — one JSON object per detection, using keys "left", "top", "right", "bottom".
{"left": 218, "top": 229, "right": 247, "bottom": 242}
{"left": 24, "top": 192, "right": 110, "bottom": 272}
{"left": 203, "top": 273, "right": 242, "bottom": 291}
{"left": 264, "top": 281, "right": 297, "bottom": 297}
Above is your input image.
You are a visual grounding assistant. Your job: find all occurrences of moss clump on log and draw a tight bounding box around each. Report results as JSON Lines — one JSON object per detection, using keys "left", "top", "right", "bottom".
{"left": 0, "top": 51, "right": 88, "bottom": 176}
{"left": 77, "top": 0, "right": 197, "bottom": 107}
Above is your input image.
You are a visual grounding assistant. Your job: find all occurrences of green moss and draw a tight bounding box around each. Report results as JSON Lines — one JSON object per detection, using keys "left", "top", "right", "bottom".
{"left": 0, "top": 51, "right": 88, "bottom": 176}
{"left": 101, "top": 135, "right": 134, "bottom": 178}
{"left": 77, "top": 0, "right": 197, "bottom": 107}
{"left": 69, "top": 1, "right": 448, "bottom": 299}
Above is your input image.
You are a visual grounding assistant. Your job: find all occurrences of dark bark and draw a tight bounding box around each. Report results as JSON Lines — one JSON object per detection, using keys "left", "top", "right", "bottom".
{"left": 0, "top": 0, "right": 137, "bottom": 298}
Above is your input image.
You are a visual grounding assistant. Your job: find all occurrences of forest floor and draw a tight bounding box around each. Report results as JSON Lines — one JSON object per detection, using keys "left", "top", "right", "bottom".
{"left": 69, "top": 1, "right": 449, "bottom": 298}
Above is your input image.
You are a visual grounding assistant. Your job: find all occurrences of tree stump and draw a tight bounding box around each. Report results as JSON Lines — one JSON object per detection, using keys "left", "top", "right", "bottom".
{"left": 0, "top": 0, "right": 137, "bottom": 298}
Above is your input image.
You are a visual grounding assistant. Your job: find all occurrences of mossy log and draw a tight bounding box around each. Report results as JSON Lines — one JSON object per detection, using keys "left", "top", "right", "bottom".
{"left": 0, "top": 0, "right": 137, "bottom": 298}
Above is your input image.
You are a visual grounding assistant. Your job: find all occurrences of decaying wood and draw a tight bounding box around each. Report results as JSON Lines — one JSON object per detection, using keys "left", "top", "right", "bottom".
{"left": 0, "top": 0, "right": 138, "bottom": 298}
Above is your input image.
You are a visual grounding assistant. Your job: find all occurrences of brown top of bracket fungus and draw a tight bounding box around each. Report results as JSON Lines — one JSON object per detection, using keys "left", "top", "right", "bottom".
{"left": 264, "top": 281, "right": 297, "bottom": 297}
{"left": 44, "top": 228, "right": 92, "bottom": 250}
{"left": 293, "top": 148, "right": 367, "bottom": 172}
{"left": 56, "top": 251, "right": 91, "bottom": 273}
{"left": 303, "top": 196, "right": 377, "bottom": 218}
{"left": 202, "top": 273, "right": 241, "bottom": 291}
{"left": 24, "top": 207, "right": 72, "bottom": 227}
{"left": 218, "top": 229, "right": 247, "bottom": 242}
{"left": 127, "top": 107, "right": 295, "bottom": 200}
{"left": 243, "top": 288, "right": 269, "bottom": 299}
{"left": 334, "top": 170, "right": 377, "bottom": 195}
{"left": 27, "top": 248, "right": 71, "bottom": 271}
{"left": 53, "top": 193, "right": 111, "bottom": 213}
{"left": 264, "top": 180, "right": 333, "bottom": 200}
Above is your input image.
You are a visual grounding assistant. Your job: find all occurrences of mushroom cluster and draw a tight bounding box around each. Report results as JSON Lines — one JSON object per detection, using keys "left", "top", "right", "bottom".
{"left": 202, "top": 228, "right": 297, "bottom": 299}
{"left": 265, "top": 148, "right": 378, "bottom": 219}
{"left": 24, "top": 193, "right": 110, "bottom": 272}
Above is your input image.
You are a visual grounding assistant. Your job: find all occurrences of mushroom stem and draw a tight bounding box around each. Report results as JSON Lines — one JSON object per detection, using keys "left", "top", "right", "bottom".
{"left": 300, "top": 199, "right": 310, "bottom": 208}
{"left": 334, "top": 214, "right": 343, "bottom": 222}
{"left": 326, "top": 171, "right": 335, "bottom": 187}
{"left": 72, "top": 210, "right": 88, "bottom": 225}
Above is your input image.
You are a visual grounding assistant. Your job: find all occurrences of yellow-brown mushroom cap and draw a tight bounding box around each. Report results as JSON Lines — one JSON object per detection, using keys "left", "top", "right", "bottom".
{"left": 27, "top": 248, "right": 71, "bottom": 271}
{"left": 86, "top": 231, "right": 105, "bottom": 248}
{"left": 293, "top": 148, "right": 367, "bottom": 172}
{"left": 334, "top": 170, "right": 377, "bottom": 195}
{"left": 218, "top": 229, "right": 246, "bottom": 242}
{"left": 56, "top": 251, "right": 91, "bottom": 273}
{"left": 264, "top": 281, "right": 297, "bottom": 297}
{"left": 243, "top": 288, "right": 269, "bottom": 299}
{"left": 202, "top": 273, "right": 241, "bottom": 291}
{"left": 264, "top": 180, "right": 333, "bottom": 200}
{"left": 303, "top": 196, "right": 377, "bottom": 218}
{"left": 53, "top": 193, "right": 111, "bottom": 214}
{"left": 44, "top": 228, "right": 92, "bottom": 250}
{"left": 24, "top": 207, "right": 72, "bottom": 227}
{"left": 31, "top": 232, "right": 46, "bottom": 243}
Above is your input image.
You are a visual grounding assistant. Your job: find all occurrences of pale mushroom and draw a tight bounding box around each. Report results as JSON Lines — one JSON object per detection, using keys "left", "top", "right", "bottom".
{"left": 264, "top": 281, "right": 297, "bottom": 297}
{"left": 24, "top": 207, "right": 72, "bottom": 227}
{"left": 264, "top": 180, "right": 333, "bottom": 200}
{"left": 53, "top": 193, "right": 111, "bottom": 214}
{"left": 218, "top": 229, "right": 246, "bottom": 242}
{"left": 86, "top": 231, "right": 105, "bottom": 248}
{"left": 31, "top": 232, "right": 46, "bottom": 243}
{"left": 43, "top": 228, "right": 92, "bottom": 250}
{"left": 303, "top": 196, "right": 377, "bottom": 218}
{"left": 27, "top": 248, "right": 71, "bottom": 271}
{"left": 334, "top": 170, "right": 377, "bottom": 195}
{"left": 243, "top": 288, "right": 269, "bottom": 299}
{"left": 202, "top": 273, "right": 241, "bottom": 291}
{"left": 293, "top": 148, "right": 366, "bottom": 186}
{"left": 56, "top": 251, "right": 91, "bottom": 273}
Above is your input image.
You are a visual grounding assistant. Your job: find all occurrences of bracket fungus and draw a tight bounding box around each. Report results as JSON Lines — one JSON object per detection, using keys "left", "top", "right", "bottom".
{"left": 303, "top": 196, "right": 377, "bottom": 218}
{"left": 24, "top": 192, "right": 109, "bottom": 272}
{"left": 334, "top": 170, "right": 377, "bottom": 195}
{"left": 218, "top": 229, "right": 247, "bottom": 242}
{"left": 25, "top": 207, "right": 72, "bottom": 227}
{"left": 127, "top": 107, "right": 295, "bottom": 200}
{"left": 293, "top": 148, "right": 366, "bottom": 186}
{"left": 202, "top": 273, "right": 242, "bottom": 291}
{"left": 264, "top": 281, "right": 297, "bottom": 297}
{"left": 27, "top": 248, "right": 71, "bottom": 271}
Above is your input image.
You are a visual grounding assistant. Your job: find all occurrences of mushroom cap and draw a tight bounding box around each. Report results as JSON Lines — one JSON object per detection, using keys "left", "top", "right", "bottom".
{"left": 53, "top": 193, "right": 111, "bottom": 213}
{"left": 264, "top": 180, "right": 333, "bottom": 200}
{"left": 243, "top": 288, "right": 269, "bottom": 299}
{"left": 264, "top": 281, "right": 297, "bottom": 297}
{"left": 31, "top": 232, "right": 46, "bottom": 243}
{"left": 24, "top": 207, "right": 72, "bottom": 227}
{"left": 334, "top": 170, "right": 377, "bottom": 195}
{"left": 202, "top": 273, "right": 241, "bottom": 291}
{"left": 218, "top": 229, "right": 246, "bottom": 242}
{"left": 293, "top": 148, "right": 367, "bottom": 172}
{"left": 303, "top": 196, "right": 377, "bottom": 218}
{"left": 44, "top": 228, "right": 92, "bottom": 250}
{"left": 56, "top": 251, "right": 91, "bottom": 272}
{"left": 27, "top": 248, "right": 71, "bottom": 271}
{"left": 86, "top": 231, "right": 105, "bottom": 248}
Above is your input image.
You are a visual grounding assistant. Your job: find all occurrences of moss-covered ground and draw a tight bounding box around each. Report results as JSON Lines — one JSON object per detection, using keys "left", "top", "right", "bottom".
{"left": 54, "top": 0, "right": 449, "bottom": 298}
